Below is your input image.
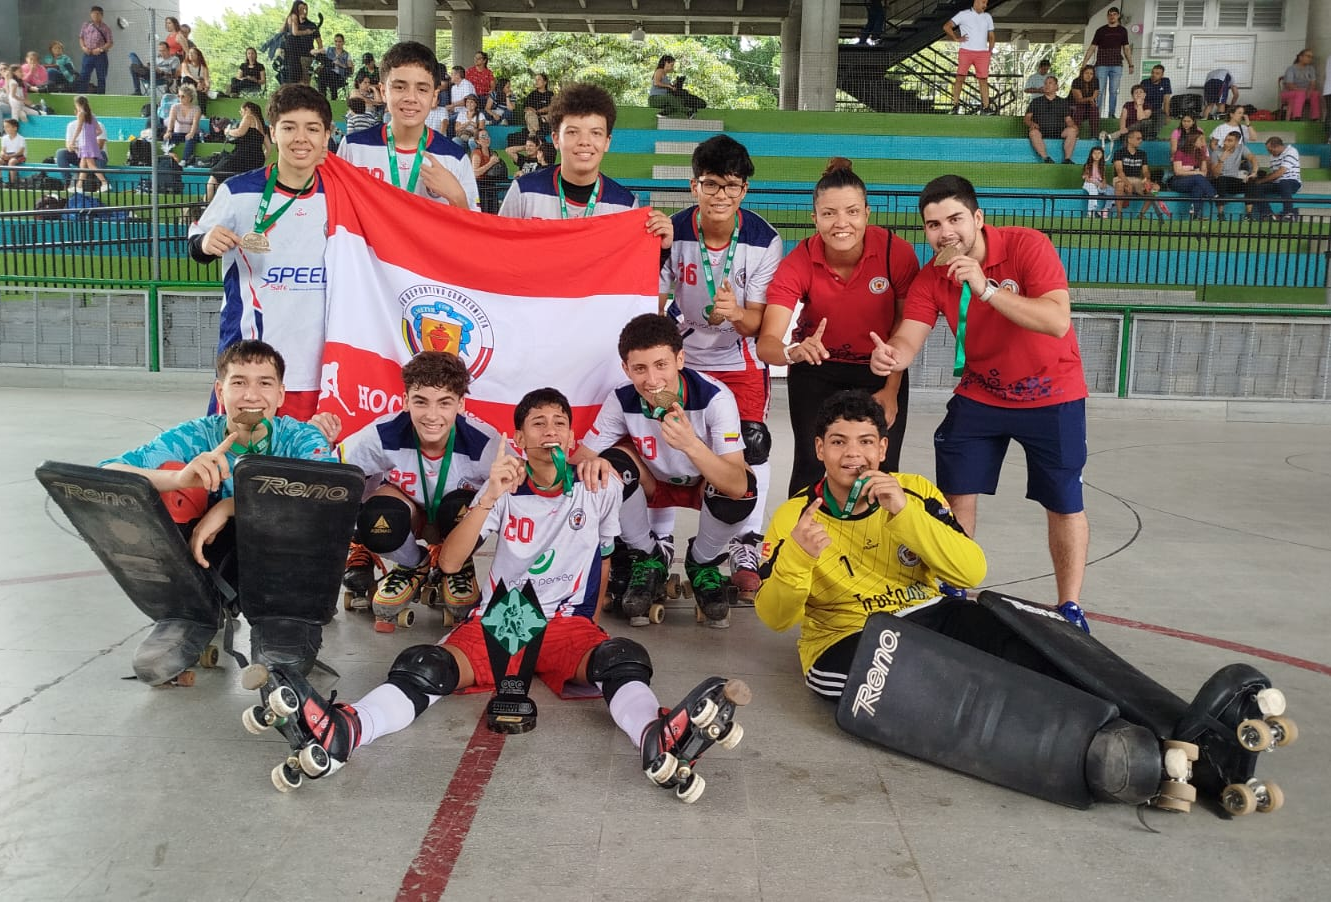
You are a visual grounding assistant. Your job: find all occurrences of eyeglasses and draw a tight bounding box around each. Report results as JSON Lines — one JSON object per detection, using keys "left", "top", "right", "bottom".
{"left": 696, "top": 179, "right": 746, "bottom": 198}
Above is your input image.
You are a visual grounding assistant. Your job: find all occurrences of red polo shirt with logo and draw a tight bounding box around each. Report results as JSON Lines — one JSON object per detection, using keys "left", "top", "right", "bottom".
{"left": 904, "top": 225, "right": 1085, "bottom": 407}
{"left": 766, "top": 225, "right": 920, "bottom": 364}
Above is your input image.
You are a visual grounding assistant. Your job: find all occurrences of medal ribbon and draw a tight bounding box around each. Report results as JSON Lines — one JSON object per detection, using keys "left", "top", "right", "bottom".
{"left": 639, "top": 376, "right": 685, "bottom": 420}
{"left": 230, "top": 418, "right": 273, "bottom": 456}
{"left": 252, "top": 166, "right": 315, "bottom": 237}
{"left": 527, "top": 445, "right": 573, "bottom": 496}
{"left": 952, "top": 282, "right": 972, "bottom": 378}
{"left": 386, "top": 124, "right": 428, "bottom": 194}
{"left": 820, "top": 475, "right": 875, "bottom": 520}
{"left": 556, "top": 167, "right": 601, "bottom": 219}
{"left": 695, "top": 210, "right": 739, "bottom": 321}
{"left": 415, "top": 428, "right": 456, "bottom": 527}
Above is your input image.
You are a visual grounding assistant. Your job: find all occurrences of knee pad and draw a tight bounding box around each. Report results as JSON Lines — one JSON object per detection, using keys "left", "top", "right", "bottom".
{"left": 355, "top": 495, "right": 413, "bottom": 554}
{"left": 600, "top": 447, "right": 642, "bottom": 502}
{"left": 702, "top": 470, "right": 758, "bottom": 525}
{"left": 387, "top": 644, "right": 460, "bottom": 716}
{"left": 436, "top": 488, "right": 477, "bottom": 533}
{"left": 586, "top": 637, "right": 653, "bottom": 702}
{"left": 740, "top": 420, "right": 771, "bottom": 467}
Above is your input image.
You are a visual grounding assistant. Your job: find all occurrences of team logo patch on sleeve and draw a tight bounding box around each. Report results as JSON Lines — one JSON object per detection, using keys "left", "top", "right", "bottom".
{"left": 897, "top": 545, "right": 920, "bottom": 567}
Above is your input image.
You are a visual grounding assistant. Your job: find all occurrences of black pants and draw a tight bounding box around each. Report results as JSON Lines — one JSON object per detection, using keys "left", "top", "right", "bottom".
{"left": 785, "top": 361, "right": 909, "bottom": 497}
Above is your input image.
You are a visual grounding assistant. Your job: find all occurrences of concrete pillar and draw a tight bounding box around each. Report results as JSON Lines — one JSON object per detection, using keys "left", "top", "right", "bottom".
{"left": 780, "top": 3, "right": 802, "bottom": 111}
{"left": 397, "top": 0, "right": 436, "bottom": 47}
{"left": 451, "top": 10, "right": 483, "bottom": 68}
{"left": 797, "top": 0, "right": 839, "bottom": 111}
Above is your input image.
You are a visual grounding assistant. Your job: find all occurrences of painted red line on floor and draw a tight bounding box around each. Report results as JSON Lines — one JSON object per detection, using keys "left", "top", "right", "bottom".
{"left": 0, "top": 569, "right": 104, "bottom": 588}
{"left": 396, "top": 713, "right": 506, "bottom": 902}
{"left": 1090, "top": 612, "right": 1331, "bottom": 677}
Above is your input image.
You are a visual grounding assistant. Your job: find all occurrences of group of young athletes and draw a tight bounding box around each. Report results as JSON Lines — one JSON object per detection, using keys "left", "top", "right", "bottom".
{"left": 94, "top": 39, "right": 1143, "bottom": 806}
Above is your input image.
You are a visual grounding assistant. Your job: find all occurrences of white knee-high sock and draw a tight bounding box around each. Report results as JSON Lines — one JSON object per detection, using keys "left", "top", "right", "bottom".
{"left": 648, "top": 508, "right": 676, "bottom": 540}
{"left": 381, "top": 535, "right": 426, "bottom": 569}
{"left": 619, "top": 486, "right": 656, "bottom": 553}
{"left": 604, "top": 680, "right": 661, "bottom": 749}
{"left": 692, "top": 507, "right": 736, "bottom": 563}
{"left": 351, "top": 682, "right": 441, "bottom": 747}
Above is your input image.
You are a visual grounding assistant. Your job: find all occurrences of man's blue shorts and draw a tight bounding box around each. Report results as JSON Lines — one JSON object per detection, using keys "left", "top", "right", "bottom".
{"left": 934, "top": 395, "right": 1086, "bottom": 514}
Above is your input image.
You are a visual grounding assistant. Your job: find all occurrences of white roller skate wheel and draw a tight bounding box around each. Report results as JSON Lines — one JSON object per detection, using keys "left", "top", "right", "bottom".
{"left": 240, "top": 663, "right": 271, "bottom": 691}
{"left": 199, "top": 645, "right": 220, "bottom": 668}
{"left": 691, "top": 697, "right": 719, "bottom": 730}
{"left": 648, "top": 604, "right": 665, "bottom": 624}
{"left": 1256, "top": 687, "right": 1286, "bottom": 717}
{"left": 419, "top": 585, "right": 437, "bottom": 608}
{"left": 676, "top": 773, "right": 705, "bottom": 804}
{"left": 397, "top": 608, "right": 415, "bottom": 629}
{"left": 1236, "top": 718, "right": 1273, "bottom": 752}
{"left": 1267, "top": 715, "right": 1298, "bottom": 747}
{"left": 342, "top": 590, "right": 355, "bottom": 612}
{"left": 1152, "top": 794, "right": 1191, "bottom": 814}
{"left": 1222, "top": 782, "right": 1257, "bottom": 816}
{"left": 271, "top": 762, "right": 301, "bottom": 793}
{"left": 298, "top": 743, "right": 331, "bottom": 778}
{"left": 646, "top": 752, "right": 678, "bottom": 786}
{"left": 1256, "top": 780, "right": 1284, "bottom": 813}
{"left": 664, "top": 575, "right": 682, "bottom": 599}
{"left": 269, "top": 685, "right": 300, "bottom": 718}
{"left": 242, "top": 705, "right": 269, "bottom": 735}
{"left": 1163, "top": 747, "right": 1190, "bottom": 782}
{"left": 1157, "top": 779, "right": 1197, "bottom": 803}
{"left": 717, "top": 721, "right": 744, "bottom": 751}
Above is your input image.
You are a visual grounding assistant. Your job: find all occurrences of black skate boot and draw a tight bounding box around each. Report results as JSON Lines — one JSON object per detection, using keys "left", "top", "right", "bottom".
{"left": 240, "top": 662, "right": 362, "bottom": 792}
{"left": 132, "top": 618, "right": 219, "bottom": 686}
{"left": 249, "top": 617, "right": 323, "bottom": 676}
{"left": 1175, "top": 663, "right": 1296, "bottom": 816}
{"left": 686, "top": 539, "right": 733, "bottom": 628}
{"left": 605, "top": 539, "right": 632, "bottom": 614}
{"left": 641, "top": 676, "right": 752, "bottom": 803}
{"left": 342, "top": 542, "right": 376, "bottom": 611}
{"left": 622, "top": 545, "right": 668, "bottom": 627}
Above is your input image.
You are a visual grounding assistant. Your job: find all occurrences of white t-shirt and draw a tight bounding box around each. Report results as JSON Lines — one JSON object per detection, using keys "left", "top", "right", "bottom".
{"left": 950, "top": 8, "right": 994, "bottom": 52}
{"left": 1, "top": 133, "right": 25, "bottom": 156}
{"left": 1205, "top": 68, "right": 1231, "bottom": 83}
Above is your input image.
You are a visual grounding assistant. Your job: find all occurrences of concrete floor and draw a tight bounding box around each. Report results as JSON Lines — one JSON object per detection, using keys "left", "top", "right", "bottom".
{"left": 1, "top": 370, "right": 1328, "bottom": 902}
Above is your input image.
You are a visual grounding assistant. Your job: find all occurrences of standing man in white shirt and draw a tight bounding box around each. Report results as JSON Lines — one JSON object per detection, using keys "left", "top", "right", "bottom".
{"left": 943, "top": 0, "right": 997, "bottom": 115}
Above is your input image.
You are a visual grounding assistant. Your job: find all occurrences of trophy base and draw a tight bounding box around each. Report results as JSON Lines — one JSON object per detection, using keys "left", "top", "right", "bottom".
{"left": 487, "top": 693, "right": 538, "bottom": 734}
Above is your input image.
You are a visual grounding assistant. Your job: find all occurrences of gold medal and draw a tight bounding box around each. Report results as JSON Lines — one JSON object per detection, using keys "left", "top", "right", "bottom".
{"left": 649, "top": 389, "right": 680, "bottom": 412}
{"left": 933, "top": 245, "right": 962, "bottom": 267}
{"left": 240, "top": 231, "right": 271, "bottom": 253}
{"left": 706, "top": 307, "right": 726, "bottom": 326}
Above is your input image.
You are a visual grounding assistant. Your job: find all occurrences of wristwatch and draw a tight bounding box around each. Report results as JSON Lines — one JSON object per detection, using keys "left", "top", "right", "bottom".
{"left": 979, "top": 279, "right": 1000, "bottom": 303}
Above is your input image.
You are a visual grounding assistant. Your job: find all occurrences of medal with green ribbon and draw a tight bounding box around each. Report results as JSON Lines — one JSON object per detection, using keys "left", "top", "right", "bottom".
{"left": 820, "top": 474, "right": 875, "bottom": 520}
{"left": 415, "top": 428, "right": 455, "bottom": 544}
{"left": 696, "top": 210, "right": 739, "bottom": 326}
{"left": 640, "top": 377, "right": 684, "bottom": 420}
{"left": 229, "top": 418, "right": 273, "bottom": 456}
{"left": 528, "top": 444, "right": 573, "bottom": 496}
{"left": 386, "top": 124, "right": 428, "bottom": 194}
{"left": 952, "top": 282, "right": 972, "bottom": 378}
{"left": 242, "top": 166, "right": 315, "bottom": 253}
{"left": 556, "top": 167, "right": 601, "bottom": 219}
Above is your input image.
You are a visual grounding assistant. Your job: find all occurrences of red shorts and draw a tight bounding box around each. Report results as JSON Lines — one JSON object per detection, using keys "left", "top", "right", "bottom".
{"left": 278, "top": 390, "right": 318, "bottom": 420}
{"left": 444, "top": 615, "right": 609, "bottom": 697}
{"left": 700, "top": 367, "right": 770, "bottom": 423}
{"left": 958, "top": 49, "right": 992, "bottom": 78}
{"left": 647, "top": 479, "right": 704, "bottom": 511}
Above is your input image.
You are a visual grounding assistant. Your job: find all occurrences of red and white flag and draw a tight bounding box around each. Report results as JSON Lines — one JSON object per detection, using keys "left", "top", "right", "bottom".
{"left": 313, "top": 154, "right": 658, "bottom": 439}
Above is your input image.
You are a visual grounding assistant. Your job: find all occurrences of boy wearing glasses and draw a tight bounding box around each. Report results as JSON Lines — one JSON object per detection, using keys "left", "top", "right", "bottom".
{"left": 659, "top": 135, "right": 783, "bottom": 600}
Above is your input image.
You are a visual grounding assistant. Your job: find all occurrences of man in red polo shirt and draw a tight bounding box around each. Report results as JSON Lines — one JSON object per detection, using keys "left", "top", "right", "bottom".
{"left": 871, "top": 174, "right": 1091, "bottom": 632}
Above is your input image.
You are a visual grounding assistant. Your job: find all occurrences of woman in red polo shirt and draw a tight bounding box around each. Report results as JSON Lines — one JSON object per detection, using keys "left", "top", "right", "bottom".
{"left": 758, "top": 158, "right": 920, "bottom": 495}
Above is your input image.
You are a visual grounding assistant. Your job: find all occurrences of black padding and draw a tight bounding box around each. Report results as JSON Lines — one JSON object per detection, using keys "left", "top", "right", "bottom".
{"left": 388, "top": 644, "right": 460, "bottom": 716}
{"left": 586, "top": 637, "right": 653, "bottom": 701}
{"left": 702, "top": 470, "right": 758, "bottom": 524}
{"left": 250, "top": 617, "right": 322, "bottom": 676}
{"left": 600, "top": 447, "right": 641, "bottom": 501}
{"left": 836, "top": 613, "right": 1118, "bottom": 809}
{"left": 740, "top": 420, "right": 771, "bottom": 466}
{"left": 436, "top": 488, "right": 478, "bottom": 531}
{"left": 356, "top": 494, "right": 413, "bottom": 553}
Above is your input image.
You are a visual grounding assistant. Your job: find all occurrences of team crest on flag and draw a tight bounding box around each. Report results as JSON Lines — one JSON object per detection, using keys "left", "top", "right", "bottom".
{"left": 399, "top": 284, "right": 496, "bottom": 378}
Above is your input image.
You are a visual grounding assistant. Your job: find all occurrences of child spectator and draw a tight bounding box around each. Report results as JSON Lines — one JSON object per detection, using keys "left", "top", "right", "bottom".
{"left": 43, "top": 41, "right": 78, "bottom": 89}
{"left": 349, "top": 73, "right": 384, "bottom": 121}
{"left": 6, "top": 66, "right": 41, "bottom": 123}
{"left": 20, "top": 52, "right": 49, "bottom": 92}
{"left": 1, "top": 118, "right": 26, "bottom": 184}
{"left": 354, "top": 53, "right": 379, "bottom": 87}
{"left": 453, "top": 93, "right": 484, "bottom": 146}
{"left": 1082, "top": 145, "right": 1113, "bottom": 217}
{"left": 70, "top": 94, "right": 109, "bottom": 193}
{"left": 345, "top": 96, "right": 377, "bottom": 134}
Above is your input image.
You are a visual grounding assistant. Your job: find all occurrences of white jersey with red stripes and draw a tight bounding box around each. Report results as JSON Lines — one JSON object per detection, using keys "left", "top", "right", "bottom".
{"left": 337, "top": 410, "right": 500, "bottom": 505}
{"left": 336, "top": 125, "right": 480, "bottom": 211}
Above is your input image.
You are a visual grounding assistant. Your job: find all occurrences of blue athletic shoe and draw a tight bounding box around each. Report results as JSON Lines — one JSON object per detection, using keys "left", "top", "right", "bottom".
{"left": 1057, "top": 600, "right": 1091, "bottom": 633}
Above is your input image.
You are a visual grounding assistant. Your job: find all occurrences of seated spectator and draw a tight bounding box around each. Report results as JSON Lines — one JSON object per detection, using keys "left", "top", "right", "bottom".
{"left": 470, "top": 127, "right": 507, "bottom": 213}
{"left": 1112, "top": 129, "right": 1160, "bottom": 216}
{"left": 153, "top": 41, "right": 181, "bottom": 94}
{"left": 1081, "top": 145, "right": 1113, "bottom": 217}
{"left": 320, "top": 33, "right": 351, "bottom": 99}
{"left": 1210, "top": 130, "right": 1255, "bottom": 219}
{"left": 354, "top": 52, "right": 379, "bottom": 87}
{"left": 1201, "top": 67, "right": 1238, "bottom": 120}
{"left": 1067, "top": 65, "right": 1100, "bottom": 136}
{"left": 424, "top": 83, "right": 449, "bottom": 133}
{"left": 44, "top": 41, "right": 78, "bottom": 90}
{"left": 522, "top": 72, "right": 554, "bottom": 136}
{"left": 206, "top": 101, "right": 269, "bottom": 202}
{"left": 164, "top": 84, "right": 203, "bottom": 163}
{"left": 1024, "top": 75, "right": 1078, "bottom": 164}
{"left": 1, "top": 117, "right": 26, "bottom": 184}
{"left": 5, "top": 66, "right": 41, "bottom": 123}
{"left": 505, "top": 133, "right": 540, "bottom": 175}
{"left": 349, "top": 73, "right": 384, "bottom": 122}
{"left": 1279, "top": 49, "right": 1320, "bottom": 121}
{"left": 20, "top": 52, "right": 50, "bottom": 92}
{"left": 345, "top": 96, "right": 377, "bottom": 135}
{"left": 1170, "top": 113, "right": 1203, "bottom": 156}
{"left": 453, "top": 94, "right": 485, "bottom": 146}
{"left": 1249, "top": 136, "right": 1301, "bottom": 221}
{"left": 485, "top": 77, "right": 515, "bottom": 125}
{"left": 648, "top": 55, "right": 706, "bottom": 119}
{"left": 1108, "top": 83, "right": 1154, "bottom": 141}
{"left": 1140, "top": 64, "right": 1172, "bottom": 120}
{"left": 443, "top": 66, "right": 476, "bottom": 133}
{"left": 183, "top": 47, "right": 211, "bottom": 99}
{"left": 230, "top": 47, "right": 266, "bottom": 95}
{"left": 1209, "top": 105, "right": 1255, "bottom": 153}
{"left": 1024, "top": 58, "right": 1051, "bottom": 95}
{"left": 1171, "top": 130, "right": 1218, "bottom": 218}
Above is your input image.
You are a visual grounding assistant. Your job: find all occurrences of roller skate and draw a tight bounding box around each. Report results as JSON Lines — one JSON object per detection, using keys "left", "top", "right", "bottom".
{"left": 604, "top": 539, "right": 632, "bottom": 615}
{"left": 726, "top": 531, "right": 763, "bottom": 605}
{"left": 686, "top": 539, "right": 736, "bottom": 629}
{"left": 239, "top": 661, "right": 361, "bottom": 792}
{"left": 439, "top": 557, "right": 482, "bottom": 625}
{"left": 341, "top": 542, "right": 379, "bottom": 613}
{"left": 371, "top": 562, "right": 427, "bottom": 633}
{"left": 1173, "top": 663, "right": 1297, "bottom": 816}
{"left": 622, "top": 545, "right": 669, "bottom": 627}
{"left": 641, "top": 676, "right": 752, "bottom": 803}
{"left": 132, "top": 618, "right": 222, "bottom": 686}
